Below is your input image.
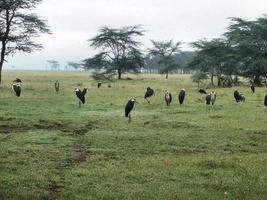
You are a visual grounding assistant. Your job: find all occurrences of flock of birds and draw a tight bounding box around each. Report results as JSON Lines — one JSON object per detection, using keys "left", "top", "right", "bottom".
{"left": 10, "top": 78, "right": 267, "bottom": 123}
{"left": 125, "top": 84, "right": 267, "bottom": 122}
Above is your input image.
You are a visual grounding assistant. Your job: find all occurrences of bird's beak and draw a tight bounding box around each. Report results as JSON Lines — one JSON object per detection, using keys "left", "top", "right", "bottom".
{"left": 135, "top": 101, "right": 139, "bottom": 104}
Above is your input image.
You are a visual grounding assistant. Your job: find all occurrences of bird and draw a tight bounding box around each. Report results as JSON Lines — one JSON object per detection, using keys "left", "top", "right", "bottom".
{"left": 205, "top": 91, "right": 216, "bottom": 107}
{"left": 144, "top": 86, "right": 155, "bottom": 104}
{"left": 13, "top": 78, "right": 22, "bottom": 83}
{"left": 234, "top": 90, "right": 245, "bottom": 102}
{"left": 125, "top": 97, "right": 138, "bottom": 122}
{"left": 250, "top": 85, "right": 255, "bottom": 93}
{"left": 54, "top": 80, "right": 59, "bottom": 93}
{"left": 97, "top": 82, "right": 102, "bottom": 88}
{"left": 12, "top": 83, "right": 21, "bottom": 97}
{"left": 164, "top": 90, "right": 172, "bottom": 106}
{"left": 178, "top": 89, "right": 186, "bottom": 105}
{"left": 75, "top": 88, "right": 87, "bottom": 108}
{"left": 210, "top": 91, "right": 216, "bottom": 105}
{"left": 264, "top": 95, "right": 267, "bottom": 107}
{"left": 108, "top": 84, "right": 111, "bottom": 88}
{"left": 198, "top": 88, "right": 207, "bottom": 94}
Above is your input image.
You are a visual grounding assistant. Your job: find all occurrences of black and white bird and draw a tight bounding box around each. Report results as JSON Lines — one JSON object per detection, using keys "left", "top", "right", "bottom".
{"left": 12, "top": 83, "right": 21, "bottom": 97}
{"left": 164, "top": 90, "right": 172, "bottom": 106}
{"left": 250, "top": 85, "right": 255, "bottom": 93}
{"left": 144, "top": 86, "right": 155, "bottom": 104}
{"left": 97, "top": 82, "right": 102, "bottom": 88}
{"left": 234, "top": 90, "right": 245, "bottom": 102}
{"left": 206, "top": 91, "right": 216, "bottom": 106}
{"left": 54, "top": 80, "right": 59, "bottom": 93}
{"left": 264, "top": 95, "right": 267, "bottom": 108}
{"left": 198, "top": 89, "right": 207, "bottom": 94}
{"left": 75, "top": 87, "right": 88, "bottom": 108}
{"left": 125, "top": 97, "right": 138, "bottom": 122}
{"left": 178, "top": 89, "right": 186, "bottom": 105}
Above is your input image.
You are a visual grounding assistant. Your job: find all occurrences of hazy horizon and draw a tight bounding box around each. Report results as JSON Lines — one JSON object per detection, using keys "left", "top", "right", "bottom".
{"left": 4, "top": 0, "right": 267, "bottom": 70}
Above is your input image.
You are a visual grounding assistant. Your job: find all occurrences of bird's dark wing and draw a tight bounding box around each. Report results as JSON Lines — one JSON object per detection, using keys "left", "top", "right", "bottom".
{"left": 179, "top": 91, "right": 184, "bottom": 104}
{"left": 169, "top": 93, "right": 172, "bottom": 103}
{"left": 206, "top": 95, "right": 211, "bottom": 105}
{"left": 76, "top": 91, "right": 85, "bottom": 104}
{"left": 13, "top": 85, "right": 21, "bottom": 97}
{"left": 82, "top": 88, "right": 87, "bottom": 96}
{"left": 125, "top": 100, "right": 134, "bottom": 117}
{"left": 234, "top": 91, "right": 239, "bottom": 102}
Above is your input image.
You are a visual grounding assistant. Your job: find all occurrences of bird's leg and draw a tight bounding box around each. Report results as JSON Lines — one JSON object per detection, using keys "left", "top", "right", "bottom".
{"left": 128, "top": 114, "right": 131, "bottom": 123}
{"left": 79, "top": 101, "right": 81, "bottom": 108}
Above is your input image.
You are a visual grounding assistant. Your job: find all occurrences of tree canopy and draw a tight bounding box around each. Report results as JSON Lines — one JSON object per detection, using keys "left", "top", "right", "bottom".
{"left": 83, "top": 25, "right": 145, "bottom": 79}
{"left": 148, "top": 40, "right": 181, "bottom": 78}
{"left": 0, "top": 0, "right": 50, "bottom": 83}
{"left": 188, "top": 15, "right": 267, "bottom": 86}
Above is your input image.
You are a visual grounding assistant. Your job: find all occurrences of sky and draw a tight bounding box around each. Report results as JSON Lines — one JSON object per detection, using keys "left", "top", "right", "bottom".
{"left": 5, "top": 0, "right": 267, "bottom": 70}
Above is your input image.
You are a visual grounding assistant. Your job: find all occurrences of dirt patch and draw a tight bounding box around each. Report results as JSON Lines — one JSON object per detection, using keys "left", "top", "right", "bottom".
{"left": 33, "top": 119, "right": 73, "bottom": 132}
{"left": 247, "top": 131, "right": 267, "bottom": 142}
{"left": 0, "top": 124, "right": 30, "bottom": 134}
{"left": 144, "top": 121, "right": 198, "bottom": 129}
{"left": 48, "top": 181, "right": 64, "bottom": 196}
{"left": 0, "top": 117, "right": 16, "bottom": 121}
{"left": 198, "top": 160, "right": 236, "bottom": 169}
{"left": 34, "top": 119, "right": 98, "bottom": 134}
{"left": 162, "top": 147, "right": 207, "bottom": 155}
{"left": 209, "top": 115, "right": 223, "bottom": 119}
{"left": 1, "top": 119, "right": 98, "bottom": 135}
{"left": 73, "top": 122, "right": 98, "bottom": 135}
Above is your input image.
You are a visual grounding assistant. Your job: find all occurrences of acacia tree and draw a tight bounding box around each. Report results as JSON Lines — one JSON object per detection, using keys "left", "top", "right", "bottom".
{"left": 0, "top": 0, "right": 50, "bottom": 83}
{"left": 148, "top": 40, "right": 181, "bottom": 79}
{"left": 83, "top": 25, "right": 145, "bottom": 79}
{"left": 67, "top": 62, "right": 82, "bottom": 71}
{"left": 47, "top": 60, "right": 60, "bottom": 71}
{"left": 188, "top": 38, "right": 238, "bottom": 86}
{"left": 225, "top": 16, "right": 267, "bottom": 85}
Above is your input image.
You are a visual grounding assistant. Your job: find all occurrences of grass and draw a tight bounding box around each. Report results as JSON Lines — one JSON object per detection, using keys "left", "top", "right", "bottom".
{"left": 0, "top": 70, "right": 267, "bottom": 199}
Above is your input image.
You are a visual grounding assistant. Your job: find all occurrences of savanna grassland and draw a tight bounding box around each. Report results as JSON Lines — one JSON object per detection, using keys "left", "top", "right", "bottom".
{"left": 0, "top": 70, "right": 266, "bottom": 200}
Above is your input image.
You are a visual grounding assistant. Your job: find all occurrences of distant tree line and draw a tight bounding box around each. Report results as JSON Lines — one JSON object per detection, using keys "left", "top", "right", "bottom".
{"left": 188, "top": 16, "right": 267, "bottom": 86}
{"left": 83, "top": 15, "right": 267, "bottom": 85}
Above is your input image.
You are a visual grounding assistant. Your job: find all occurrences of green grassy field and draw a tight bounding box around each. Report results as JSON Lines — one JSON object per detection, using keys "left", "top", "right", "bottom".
{"left": 0, "top": 70, "right": 266, "bottom": 200}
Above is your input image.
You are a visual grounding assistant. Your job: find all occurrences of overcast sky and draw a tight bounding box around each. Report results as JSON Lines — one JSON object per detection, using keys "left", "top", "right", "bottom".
{"left": 6, "top": 0, "right": 267, "bottom": 70}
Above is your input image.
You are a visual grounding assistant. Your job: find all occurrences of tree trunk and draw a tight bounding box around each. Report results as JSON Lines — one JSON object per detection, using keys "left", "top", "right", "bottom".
{"left": 234, "top": 75, "right": 238, "bottom": 85}
{"left": 211, "top": 73, "right": 214, "bottom": 86}
{"left": 165, "top": 71, "right": 168, "bottom": 79}
{"left": 253, "top": 74, "right": 261, "bottom": 86}
{"left": 118, "top": 68, "right": 122, "bottom": 79}
{"left": 217, "top": 75, "right": 221, "bottom": 87}
{"left": 0, "top": 41, "right": 6, "bottom": 84}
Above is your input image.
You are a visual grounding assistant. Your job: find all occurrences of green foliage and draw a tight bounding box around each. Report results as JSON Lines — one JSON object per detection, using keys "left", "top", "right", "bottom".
{"left": 191, "top": 71, "right": 208, "bottom": 87}
{"left": 0, "top": 0, "right": 50, "bottom": 83}
{"left": 225, "top": 16, "right": 267, "bottom": 85}
{"left": 189, "top": 15, "right": 267, "bottom": 86}
{"left": 83, "top": 25, "right": 145, "bottom": 79}
{"left": 148, "top": 40, "right": 181, "bottom": 78}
